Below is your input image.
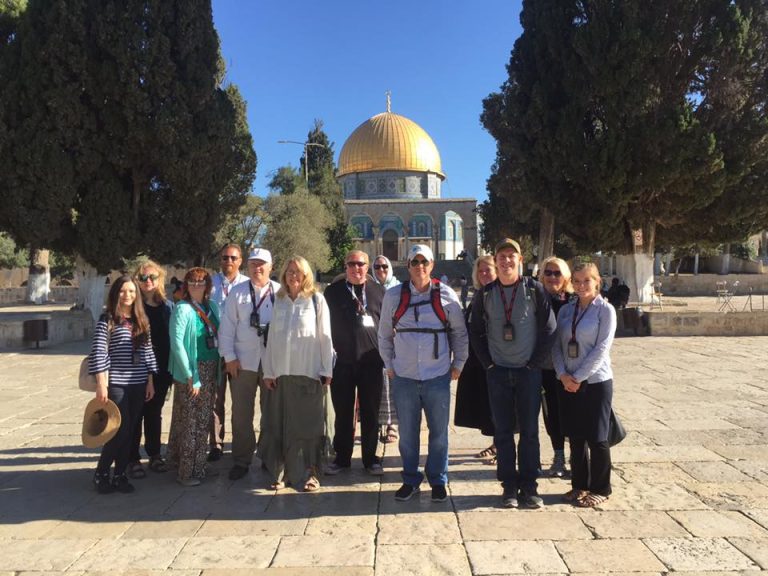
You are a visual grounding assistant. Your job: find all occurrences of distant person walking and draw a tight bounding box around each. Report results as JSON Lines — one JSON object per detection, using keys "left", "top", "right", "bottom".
{"left": 89, "top": 275, "right": 157, "bottom": 494}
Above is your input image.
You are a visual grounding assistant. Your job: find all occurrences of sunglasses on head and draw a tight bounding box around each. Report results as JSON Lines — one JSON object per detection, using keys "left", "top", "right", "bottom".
{"left": 410, "top": 258, "right": 429, "bottom": 267}
{"left": 346, "top": 261, "right": 366, "bottom": 268}
{"left": 221, "top": 255, "right": 239, "bottom": 261}
{"left": 373, "top": 264, "right": 389, "bottom": 270}
{"left": 543, "top": 270, "right": 562, "bottom": 277}
{"left": 187, "top": 280, "right": 206, "bottom": 287}
{"left": 138, "top": 273, "right": 159, "bottom": 282}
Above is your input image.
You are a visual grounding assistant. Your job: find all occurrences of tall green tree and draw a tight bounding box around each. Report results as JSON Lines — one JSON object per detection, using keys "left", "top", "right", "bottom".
{"left": 211, "top": 194, "right": 266, "bottom": 262}
{"left": 483, "top": 0, "right": 768, "bottom": 299}
{"left": 0, "top": 0, "right": 256, "bottom": 315}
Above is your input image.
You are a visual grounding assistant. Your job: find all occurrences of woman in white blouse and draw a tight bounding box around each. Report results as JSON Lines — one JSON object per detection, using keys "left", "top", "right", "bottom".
{"left": 260, "top": 256, "right": 335, "bottom": 492}
{"left": 552, "top": 261, "right": 616, "bottom": 508}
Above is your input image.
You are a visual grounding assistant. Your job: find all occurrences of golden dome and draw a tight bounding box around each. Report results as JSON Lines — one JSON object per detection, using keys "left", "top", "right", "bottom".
{"left": 337, "top": 111, "right": 444, "bottom": 179}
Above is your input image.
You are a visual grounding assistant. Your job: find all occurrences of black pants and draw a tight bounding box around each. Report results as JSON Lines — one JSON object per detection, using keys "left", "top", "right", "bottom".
{"left": 570, "top": 438, "right": 612, "bottom": 496}
{"left": 541, "top": 369, "right": 565, "bottom": 451}
{"left": 331, "top": 361, "right": 383, "bottom": 468}
{"left": 98, "top": 384, "right": 146, "bottom": 476}
{"left": 129, "top": 371, "right": 172, "bottom": 461}
{"left": 210, "top": 365, "right": 228, "bottom": 450}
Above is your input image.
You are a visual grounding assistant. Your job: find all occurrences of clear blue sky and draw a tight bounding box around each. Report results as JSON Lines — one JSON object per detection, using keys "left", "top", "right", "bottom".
{"left": 211, "top": 1, "right": 523, "bottom": 202}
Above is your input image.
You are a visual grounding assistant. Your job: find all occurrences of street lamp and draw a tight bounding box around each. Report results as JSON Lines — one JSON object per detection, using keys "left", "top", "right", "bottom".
{"left": 277, "top": 140, "right": 328, "bottom": 188}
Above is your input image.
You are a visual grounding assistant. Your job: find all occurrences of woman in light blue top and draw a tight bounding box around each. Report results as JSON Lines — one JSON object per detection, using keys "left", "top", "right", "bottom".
{"left": 552, "top": 261, "right": 616, "bottom": 507}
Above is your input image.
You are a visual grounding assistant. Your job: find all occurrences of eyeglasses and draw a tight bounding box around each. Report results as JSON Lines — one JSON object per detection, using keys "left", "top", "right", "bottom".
{"left": 138, "top": 274, "right": 159, "bottom": 282}
{"left": 220, "top": 255, "right": 240, "bottom": 261}
{"left": 373, "top": 264, "right": 389, "bottom": 270}
{"left": 543, "top": 270, "right": 562, "bottom": 278}
{"left": 187, "top": 280, "right": 206, "bottom": 287}
{"left": 346, "top": 261, "right": 366, "bottom": 268}
{"left": 410, "top": 258, "right": 429, "bottom": 267}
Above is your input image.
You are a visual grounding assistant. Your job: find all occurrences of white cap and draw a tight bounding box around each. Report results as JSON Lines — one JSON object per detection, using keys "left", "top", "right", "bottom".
{"left": 247, "top": 248, "right": 272, "bottom": 263}
{"left": 407, "top": 244, "right": 434, "bottom": 262}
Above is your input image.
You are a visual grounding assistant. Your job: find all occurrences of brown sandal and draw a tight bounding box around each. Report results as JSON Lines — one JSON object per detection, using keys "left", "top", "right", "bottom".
{"left": 303, "top": 475, "right": 320, "bottom": 492}
{"left": 476, "top": 444, "right": 497, "bottom": 459}
{"left": 269, "top": 480, "right": 285, "bottom": 490}
{"left": 381, "top": 425, "right": 399, "bottom": 444}
{"left": 562, "top": 489, "right": 588, "bottom": 502}
{"left": 576, "top": 492, "right": 608, "bottom": 507}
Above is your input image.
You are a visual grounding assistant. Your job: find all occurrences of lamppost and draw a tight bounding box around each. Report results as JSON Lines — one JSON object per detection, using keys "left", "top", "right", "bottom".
{"left": 277, "top": 140, "right": 328, "bottom": 188}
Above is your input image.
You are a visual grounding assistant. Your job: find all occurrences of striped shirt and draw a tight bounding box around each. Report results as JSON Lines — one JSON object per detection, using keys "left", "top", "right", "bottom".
{"left": 88, "top": 318, "right": 158, "bottom": 386}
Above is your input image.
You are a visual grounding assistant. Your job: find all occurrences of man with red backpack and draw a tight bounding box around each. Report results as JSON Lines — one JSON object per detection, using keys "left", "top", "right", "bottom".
{"left": 378, "top": 244, "right": 468, "bottom": 503}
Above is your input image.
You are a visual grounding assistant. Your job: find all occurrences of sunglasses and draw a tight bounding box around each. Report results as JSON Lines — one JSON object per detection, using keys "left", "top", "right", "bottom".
{"left": 220, "top": 255, "right": 240, "bottom": 261}
{"left": 373, "top": 264, "right": 389, "bottom": 270}
{"left": 138, "top": 273, "right": 159, "bottom": 282}
{"left": 410, "top": 258, "right": 429, "bottom": 267}
{"left": 543, "top": 270, "right": 562, "bottom": 278}
{"left": 187, "top": 280, "right": 206, "bottom": 287}
{"left": 346, "top": 261, "right": 366, "bottom": 268}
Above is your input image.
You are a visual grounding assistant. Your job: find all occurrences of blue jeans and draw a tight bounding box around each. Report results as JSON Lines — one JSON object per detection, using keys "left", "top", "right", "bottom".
{"left": 391, "top": 372, "right": 451, "bottom": 487}
{"left": 486, "top": 366, "right": 542, "bottom": 493}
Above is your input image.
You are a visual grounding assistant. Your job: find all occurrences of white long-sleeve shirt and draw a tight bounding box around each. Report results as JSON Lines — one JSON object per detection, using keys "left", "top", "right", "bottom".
{"left": 262, "top": 292, "right": 334, "bottom": 381}
{"left": 210, "top": 271, "right": 249, "bottom": 310}
{"left": 218, "top": 279, "right": 281, "bottom": 372}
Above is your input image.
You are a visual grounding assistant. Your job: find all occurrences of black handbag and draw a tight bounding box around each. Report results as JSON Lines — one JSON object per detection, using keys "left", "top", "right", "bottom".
{"left": 608, "top": 408, "right": 627, "bottom": 447}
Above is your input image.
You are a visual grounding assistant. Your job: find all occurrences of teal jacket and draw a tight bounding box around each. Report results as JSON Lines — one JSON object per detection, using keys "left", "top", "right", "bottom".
{"left": 169, "top": 299, "right": 221, "bottom": 389}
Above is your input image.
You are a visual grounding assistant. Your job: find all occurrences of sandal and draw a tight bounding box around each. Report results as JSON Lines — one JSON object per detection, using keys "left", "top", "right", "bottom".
{"left": 303, "top": 468, "right": 320, "bottom": 492}
{"left": 127, "top": 461, "right": 146, "bottom": 479}
{"left": 576, "top": 492, "right": 609, "bottom": 508}
{"left": 269, "top": 481, "right": 285, "bottom": 490}
{"left": 562, "top": 489, "right": 588, "bottom": 502}
{"left": 148, "top": 456, "right": 168, "bottom": 473}
{"left": 382, "top": 425, "right": 399, "bottom": 444}
{"left": 476, "top": 444, "right": 497, "bottom": 459}
{"left": 486, "top": 456, "right": 497, "bottom": 466}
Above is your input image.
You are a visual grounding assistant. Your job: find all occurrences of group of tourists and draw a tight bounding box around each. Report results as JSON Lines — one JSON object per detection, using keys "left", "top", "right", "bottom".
{"left": 87, "top": 237, "right": 616, "bottom": 509}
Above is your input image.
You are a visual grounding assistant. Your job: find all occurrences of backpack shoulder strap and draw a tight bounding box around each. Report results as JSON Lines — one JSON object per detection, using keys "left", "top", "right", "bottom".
{"left": 430, "top": 278, "right": 448, "bottom": 327}
{"left": 392, "top": 282, "right": 411, "bottom": 327}
{"left": 525, "top": 276, "right": 539, "bottom": 313}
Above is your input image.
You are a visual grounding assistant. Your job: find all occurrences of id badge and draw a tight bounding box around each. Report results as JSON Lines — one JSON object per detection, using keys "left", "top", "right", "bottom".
{"left": 206, "top": 335, "right": 218, "bottom": 350}
{"left": 361, "top": 314, "right": 375, "bottom": 328}
{"left": 568, "top": 340, "right": 579, "bottom": 358}
{"left": 502, "top": 323, "right": 515, "bottom": 341}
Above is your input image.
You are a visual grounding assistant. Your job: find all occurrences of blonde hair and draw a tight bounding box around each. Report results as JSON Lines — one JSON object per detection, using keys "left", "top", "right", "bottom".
{"left": 472, "top": 255, "right": 496, "bottom": 290}
{"left": 541, "top": 256, "right": 574, "bottom": 294}
{"left": 277, "top": 256, "right": 316, "bottom": 299}
{"left": 571, "top": 261, "right": 602, "bottom": 290}
{"left": 135, "top": 259, "right": 167, "bottom": 303}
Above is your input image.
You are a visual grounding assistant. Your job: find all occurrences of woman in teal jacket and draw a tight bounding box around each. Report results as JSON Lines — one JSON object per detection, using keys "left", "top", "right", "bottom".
{"left": 167, "top": 267, "right": 221, "bottom": 486}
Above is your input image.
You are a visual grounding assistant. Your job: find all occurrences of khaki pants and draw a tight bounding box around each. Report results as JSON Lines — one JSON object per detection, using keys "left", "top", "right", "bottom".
{"left": 230, "top": 368, "right": 263, "bottom": 468}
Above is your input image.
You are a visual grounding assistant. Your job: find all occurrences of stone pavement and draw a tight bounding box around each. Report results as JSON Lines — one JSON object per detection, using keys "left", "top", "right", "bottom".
{"left": 1, "top": 336, "right": 767, "bottom": 575}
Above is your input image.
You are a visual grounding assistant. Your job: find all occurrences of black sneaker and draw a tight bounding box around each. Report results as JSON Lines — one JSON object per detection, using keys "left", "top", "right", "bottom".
{"left": 93, "top": 471, "right": 114, "bottom": 495}
{"left": 228, "top": 465, "right": 249, "bottom": 481}
{"left": 111, "top": 473, "right": 135, "bottom": 494}
{"left": 431, "top": 485, "right": 448, "bottom": 502}
{"left": 518, "top": 490, "right": 543, "bottom": 509}
{"left": 394, "top": 484, "right": 420, "bottom": 501}
{"left": 502, "top": 492, "right": 518, "bottom": 508}
{"left": 207, "top": 447, "right": 223, "bottom": 462}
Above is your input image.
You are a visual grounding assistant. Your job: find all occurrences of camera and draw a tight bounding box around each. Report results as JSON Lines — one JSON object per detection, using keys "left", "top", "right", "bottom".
{"left": 250, "top": 311, "right": 260, "bottom": 329}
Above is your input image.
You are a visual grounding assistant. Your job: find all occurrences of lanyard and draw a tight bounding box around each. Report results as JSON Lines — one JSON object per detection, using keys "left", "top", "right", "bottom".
{"left": 191, "top": 302, "right": 217, "bottom": 336}
{"left": 498, "top": 280, "right": 521, "bottom": 324}
{"left": 249, "top": 282, "right": 273, "bottom": 314}
{"left": 347, "top": 282, "right": 367, "bottom": 314}
{"left": 570, "top": 301, "right": 591, "bottom": 341}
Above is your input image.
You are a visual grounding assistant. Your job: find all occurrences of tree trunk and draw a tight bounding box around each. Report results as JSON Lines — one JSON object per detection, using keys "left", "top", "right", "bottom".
{"left": 664, "top": 252, "right": 672, "bottom": 277}
{"left": 693, "top": 252, "right": 700, "bottom": 275}
{"left": 720, "top": 244, "right": 731, "bottom": 275}
{"left": 616, "top": 220, "right": 655, "bottom": 304}
{"left": 75, "top": 255, "right": 108, "bottom": 323}
{"left": 537, "top": 208, "right": 555, "bottom": 268}
{"left": 26, "top": 248, "right": 50, "bottom": 304}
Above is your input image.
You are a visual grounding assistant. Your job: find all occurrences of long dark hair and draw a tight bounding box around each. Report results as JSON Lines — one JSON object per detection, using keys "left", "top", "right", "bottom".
{"left": 106, "top": 275, "right": 150, "bottom": 346}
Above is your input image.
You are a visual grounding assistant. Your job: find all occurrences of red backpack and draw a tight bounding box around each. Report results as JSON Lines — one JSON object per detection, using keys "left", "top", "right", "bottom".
{"left": 392, "top": 278, "right": 449, "bottom": 359}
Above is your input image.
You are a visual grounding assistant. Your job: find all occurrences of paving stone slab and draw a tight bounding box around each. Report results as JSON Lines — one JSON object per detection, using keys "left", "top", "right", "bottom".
{"left": 459, "top": 510, "right": 592, "bottom": 541}
{"left": 120, "top": 518, "right": 206, "bottom": 539}
{"left": 577, "top": 510, "right": 690, "bottom": 538}
{"left": 644, "top": 537, "right": 759, "bottom": 571}
{"left": 0, "top": 519, "right": 64, "bottom": 539}
{"left": 685, "top": 481, "right": 768, "bottom": 509}
{"left": 729, "top": 537, "right": 768, "bottom": 569}
{"left": 40, "top": 519, "right": 134, "bottom": 539}
{"left": 611, "top": 445, "right": 723, "bottom": 463}
{"left": 170, "top": 535, "right": 279, "bottom": 570}
{"left": 70, "top": 537, "right": 186, "bottom": 571}
{"left": 375, "top": 544, "right": 471, "bottom": 576}
{"left": 613, "top": 462, "right": 697, "bottom": 484}
{"left": 305, "top": 514, "right": 377, "bottom": 536}
{"left": 465, "top": 540, "right": 567, "bottom": 574}
{"left": 202, "top": 569, "right": 373, "bottom": 576}
{"left": 195, "top": 517, "right": 307, "bottom": 537}
{"left": 676, "top": 461, "right": 755, "bottom": 482}
{"left": 556, "top": 539, "right": 666, "bottom": 572}
{"left": 271, "top": 534, "right": 374, "bottom": 567}
{"left": 708, "top": 444, "right": 768, "bottom": 462}
{"left": 730, "top": 460, "right": 768, "bottom": 482}
{"left": 745, "top": 509, "right": 768, "bottom": 530}
{"left": 1, "top": 538, "right": 97, "bottom": 571}
{"left": 378, "top": 511, "right": 461, "bottom": 545}
{"left": 599, "top": 482, "right": 709, "bottom": 511}
{"left": 669, "top": 510, "right": 768, "bottom": 537}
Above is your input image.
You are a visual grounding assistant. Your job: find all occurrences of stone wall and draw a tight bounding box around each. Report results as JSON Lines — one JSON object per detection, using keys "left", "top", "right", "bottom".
{"left": 0, "top": 287, "right": 79, "bottom": 305}
{"left": 0, "top": 309, "right": 93, "bottom": 349}
{"left": 659, "top": 274, "right": 768, "bottom": 296}
{"left": 648, "top": 310, "right": 768, "bottom": 336}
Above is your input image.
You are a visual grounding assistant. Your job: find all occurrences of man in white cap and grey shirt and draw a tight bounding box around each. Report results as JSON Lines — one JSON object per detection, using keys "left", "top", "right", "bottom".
{"left": 218, "top": 247, "right": 281, "bottom": 481}
{"left": 378, "top": 244, "right": 468, "bottom": 503}
{"left": 208, "top": 243, "right": 249, "bottom": 462}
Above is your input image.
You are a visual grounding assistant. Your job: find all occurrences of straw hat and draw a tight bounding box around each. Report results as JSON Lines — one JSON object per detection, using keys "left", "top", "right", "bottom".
{"left": 82, "top": 398, "right": 121, "bottom": 448}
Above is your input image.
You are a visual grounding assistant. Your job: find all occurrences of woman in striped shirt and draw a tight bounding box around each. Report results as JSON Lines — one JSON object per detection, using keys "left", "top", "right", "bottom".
{"left": 89, "top": 275, "right": 157, "bottom": 494}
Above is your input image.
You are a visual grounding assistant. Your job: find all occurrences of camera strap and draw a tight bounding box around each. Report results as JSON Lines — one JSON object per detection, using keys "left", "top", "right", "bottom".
{"left": 249, "top": 282, "right": 274, "bottom": 315}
